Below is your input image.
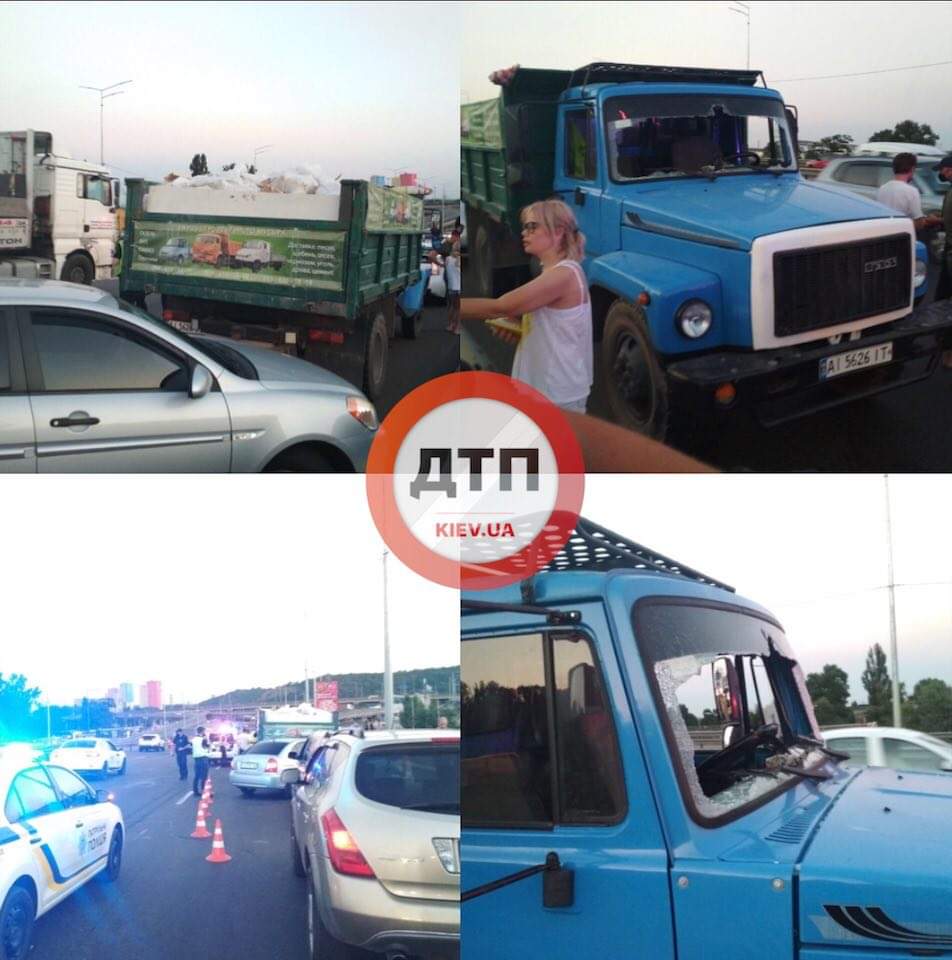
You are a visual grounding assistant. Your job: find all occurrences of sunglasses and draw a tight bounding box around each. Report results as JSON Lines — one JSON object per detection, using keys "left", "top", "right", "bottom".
{"left": 520, "top": 221, "right": 542, "bottom": 234}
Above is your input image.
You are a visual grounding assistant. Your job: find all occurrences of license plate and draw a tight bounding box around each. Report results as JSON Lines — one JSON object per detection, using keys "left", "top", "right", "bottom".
{"left": 239, "top": 761, "right": 256, "bottom": 770}
{"left": 819, "top": 342, "right": 892, "bottom": 381}
{"left": 168, "top": 319, "right": 193, "bottom": 333}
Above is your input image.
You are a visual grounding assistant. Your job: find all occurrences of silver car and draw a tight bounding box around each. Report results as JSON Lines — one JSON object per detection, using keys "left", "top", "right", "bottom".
{"left": 824, "top": 726, "right": 952, "bottom": 773}
{"left": 290, "top": 729, "right": 460, "bottom": 960}
{"left": 229, "top": 739, "right": 305, "bottom": 797}
{"left": 0, "top": 279, "right": 377, "bottom": 472}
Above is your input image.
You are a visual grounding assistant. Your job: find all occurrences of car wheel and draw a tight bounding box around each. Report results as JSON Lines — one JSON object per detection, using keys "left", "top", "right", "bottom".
{"left": 119, "top": 759, "right": 127, "bottom": 776}
{"left": 239, "top": 787, "right": 256, "bottom": 797}
{"left": 100, "top": 828, "right": 122, "bottom": 883}
{"left": 362, "top": 310, "right": 388, "bottom": 401}
{"left": 0, "top": 884, "right": 35, "bottom": 960}
{"left": 291, "top": 826, "right": 306, "bottom": 878}
{"left": 62, "top": 252, "right": 93, "bottom": 285}
{"left": 307, "top": 873, "right": 349, "bottom": 960}
{"left": 101, "top": 762, "right": 109, "bottom": 778}
{"left": 600, "top": 300, "right": 670, "bottom": 441}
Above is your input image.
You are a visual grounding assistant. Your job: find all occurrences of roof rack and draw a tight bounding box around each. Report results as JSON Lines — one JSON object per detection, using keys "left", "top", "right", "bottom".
{"left": 567, "top": 62, "right": 765, "bottom": 90}
{"left": 545, "top": 517, "right": 735, "bottom": 593}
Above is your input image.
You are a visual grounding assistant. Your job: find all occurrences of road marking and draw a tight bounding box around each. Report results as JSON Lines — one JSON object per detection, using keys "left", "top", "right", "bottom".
{"left": 176, "top": 791, "right": 193, "bottom": 806}
{"left": 137, "top": 829, "right": 149, "bottom": 839}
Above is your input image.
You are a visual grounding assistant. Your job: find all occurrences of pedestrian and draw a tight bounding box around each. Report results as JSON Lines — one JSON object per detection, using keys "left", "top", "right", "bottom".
{"left": 437, "top": 716, "right": 449, "bottom": 730}
{"left": 430, "top": 217, "right": 442, "bottom": 249}
{"left": 172, "top": 728, "right": 190, "bottom": 781}
{"left": 236, "top": 728, "right": 252, "bottom": 754}
{"left": 461, "top": 198, "right": 592, "bottom": 413}
{"left": 875, "top": 153, "right": 943, "bottom": 232}
{"left": 445, "top": 234, "right": 461, "bottom": 335}
{"left": 191, "top": 726, "right": 210, "bottom": 797}
{"left": 934, "top": 155, "right": 952, "bottom": 301}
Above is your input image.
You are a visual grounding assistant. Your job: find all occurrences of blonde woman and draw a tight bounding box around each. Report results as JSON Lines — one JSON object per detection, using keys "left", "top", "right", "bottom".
{"left": 461, "top": 199, "right": 592, "bottom": 413}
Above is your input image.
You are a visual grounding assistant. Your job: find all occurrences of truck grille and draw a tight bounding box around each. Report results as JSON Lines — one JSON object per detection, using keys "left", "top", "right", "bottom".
{"left": 773, "top": 234, "right": 911, "bottom": 338}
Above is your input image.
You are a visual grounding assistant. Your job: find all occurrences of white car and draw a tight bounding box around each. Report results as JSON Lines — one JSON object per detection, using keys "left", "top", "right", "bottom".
{"left": 823, "top": 726, "right": 952, "bottom": 773}
{"left": 137, "top": 733, "right": 164, "bottom": 753}
{"left": 0, "top": 759, "right": 123, "bottom": 960}
{"left": 48, "top": 739, "right": 126, "bottom": 778}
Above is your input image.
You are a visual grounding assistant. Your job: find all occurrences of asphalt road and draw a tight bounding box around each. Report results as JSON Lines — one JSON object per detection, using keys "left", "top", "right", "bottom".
{"left": 95, "top": 280, "right": 458, "bottom": 420}
{"left": 29, "top": 752, "right": 308, "bottom": 960}
{"left": 461, "top": 267, "right": 952, "bottom": 472}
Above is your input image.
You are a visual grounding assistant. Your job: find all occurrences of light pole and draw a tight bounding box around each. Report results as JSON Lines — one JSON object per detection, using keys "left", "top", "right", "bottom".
{"left": 79, "top": 80, "right": 132, "bottom": 165}
{"left": 884, "top": 474, "right": 902, "bottom": 726}
{"left": 728, "top": 2, "right": 751, "bottom": 70}
{"left": 252, "top": 144, "right": 273, "bottom": 172}
{"left": 383, "top": 551, "right": 394, "bottom": 729}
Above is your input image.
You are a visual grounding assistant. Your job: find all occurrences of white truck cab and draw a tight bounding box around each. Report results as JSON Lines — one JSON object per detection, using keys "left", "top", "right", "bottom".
{"left": 0, "top": 129, "right": 120, "bottom": 283}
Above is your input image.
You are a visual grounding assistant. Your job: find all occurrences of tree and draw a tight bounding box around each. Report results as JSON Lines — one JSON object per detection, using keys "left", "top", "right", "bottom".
{"left": 817, "top": 133, "right": 855, "bottom": 155}
{"left": 869, "top": 120, "right": 939, "bottom": 146}
{"left": 908, "top": 678, "right": 952, "bottom": 733}
{"left": 862, "top": 644, "right": 893, "bottom": 726}
{"left": 679, "top": 704, "right": 699, "bottom": 727}
{"left": 400, "top": 695, "right": 436, "bottom": 729}
{"left": 805, "top": 665, "right": 853, "bottom": 725}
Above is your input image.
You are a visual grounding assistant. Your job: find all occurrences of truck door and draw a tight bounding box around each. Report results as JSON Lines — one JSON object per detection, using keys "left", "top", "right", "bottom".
{"left": 0, "top": 308, "right": 36, "bottom": 472}
{"left": 461, "top": 606, "right": 675, "bottom": 960}
{"left": 554, "top": 106, "right": 604, "bottom": 256}
{"left": 20, "top": 307, "right": 232, "bottom": 472}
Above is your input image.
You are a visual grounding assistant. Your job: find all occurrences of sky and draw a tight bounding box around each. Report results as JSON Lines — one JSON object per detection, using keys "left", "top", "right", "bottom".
{"left": 0, "top": 1, "right": 460, "bottom": 195}
{"left": 583, "top": 474, "right": 952, "bottom": 705}
{"left": 0, "top": 476, "right": 458, "bottom": 706}
{"left": 462, "top": 1, "right": 952, "bottom": 147}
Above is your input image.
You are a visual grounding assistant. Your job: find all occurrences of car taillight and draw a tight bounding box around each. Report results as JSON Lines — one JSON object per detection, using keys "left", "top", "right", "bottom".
{"left": 265, "top": 758, "right": 278, "bottom": 774}
{"left": 321, "top": 809, "right": 374, "bottom": 878}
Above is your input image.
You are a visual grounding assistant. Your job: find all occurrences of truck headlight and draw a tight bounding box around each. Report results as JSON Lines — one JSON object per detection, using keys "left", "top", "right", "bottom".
{"left": 347, "top": 396, "right": 378, "bottom": 431}
{"left": 676, "top": 299, "right": 713, "bottom": 339}
{"left": 915, "top": 258, "right": 928, "bottom": 287}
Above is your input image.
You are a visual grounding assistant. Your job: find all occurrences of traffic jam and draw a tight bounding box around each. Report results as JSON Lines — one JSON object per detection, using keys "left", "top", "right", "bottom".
{"left": 0, "top": 707, "right": 460, "bottom": 960}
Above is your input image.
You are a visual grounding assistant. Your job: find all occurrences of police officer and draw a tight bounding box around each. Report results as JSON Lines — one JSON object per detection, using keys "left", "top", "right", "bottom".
{"left": 172, "top": 728, "right": 190, "bottom": 781}
{"left": 191, "top": 726, "right": 210, "bottom": 797}
{"left": 934, "top": 156, "right": 952, "bottom": 301}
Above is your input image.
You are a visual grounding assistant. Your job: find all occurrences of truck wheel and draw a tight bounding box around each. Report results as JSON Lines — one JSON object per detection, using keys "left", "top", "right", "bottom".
{"left": 601, "top": 301, "right": 669, "bottom": 440}
{"left": 216, "top": 254, "right": 225, "bottom": 268}
{"left": 401, "top": 311, "right": 424, "bottom": 340}
{"left": 363, "top": 311, "right": 389, "bottom": 400}
{"left": 63, "top": 253, "right": 93, "bottom": 285}
{"left": 473, "top": 221, "right": 496, "bottom": 297}
{"left": 251, "top": 260, "right": 261, "bottom": 273}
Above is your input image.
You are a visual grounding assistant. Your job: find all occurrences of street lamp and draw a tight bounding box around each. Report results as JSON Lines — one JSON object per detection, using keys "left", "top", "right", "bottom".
{"left": 728, "top": 2, "right": 751, "bottom": 70}
{"left": 79, "top": 80, "right": 132, "bottom": 165}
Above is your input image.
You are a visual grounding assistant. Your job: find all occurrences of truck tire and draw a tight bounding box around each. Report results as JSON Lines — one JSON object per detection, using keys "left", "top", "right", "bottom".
{"left": 251, "top": 260, "right": 261, "bottom": 273}
{"left": 363, "top": 310, "right": 388, "bottom": 400}
{"left": 62, "top": 253, "right": 93, "bottom": 285}
{"left": 600, "top": 300, "right": 669, "bottom": 440}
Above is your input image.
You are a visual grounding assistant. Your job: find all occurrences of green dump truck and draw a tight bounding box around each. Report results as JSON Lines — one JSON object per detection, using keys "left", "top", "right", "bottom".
{"left": 120, "top": 178, "right": 424, "bottom": 399}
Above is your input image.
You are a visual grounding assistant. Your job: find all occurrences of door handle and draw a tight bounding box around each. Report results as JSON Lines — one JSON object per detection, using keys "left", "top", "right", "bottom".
{"left": 574, "top": 187, "right": 586, "bottom": 207}
{"left": 51, "top": 416, "right": 100, "bottom": 428}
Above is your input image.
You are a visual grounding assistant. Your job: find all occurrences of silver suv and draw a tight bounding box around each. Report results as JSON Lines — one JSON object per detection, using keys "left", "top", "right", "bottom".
{"left": 290, "top": 729, "right": 460, "bottom": 960}
{"left": 0, "top": 279, "right": 377, "bottom": 472}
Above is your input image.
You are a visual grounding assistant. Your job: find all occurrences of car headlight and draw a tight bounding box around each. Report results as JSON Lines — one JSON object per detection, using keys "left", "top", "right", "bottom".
{"left": 915, "top": 258, "right": 928, "bottom": 287}
{"left": 347, "top": 396, "right": 378, "bottom": 430}
{"left": 676, "top": 299, "right": 713, "bottom": 339}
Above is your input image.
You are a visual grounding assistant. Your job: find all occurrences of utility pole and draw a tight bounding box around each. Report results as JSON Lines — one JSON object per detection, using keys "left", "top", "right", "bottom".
{"left": 383, "top": 551, "right": 394, "bottom": 729}
{"left": 728, "top": 2, "right": 751, "bottom": 70}
{"left": 884, "top": 474, "right": 901, "bottom": 726}
{"left": 79, "top": 80, "right": 132, "bottom": 165}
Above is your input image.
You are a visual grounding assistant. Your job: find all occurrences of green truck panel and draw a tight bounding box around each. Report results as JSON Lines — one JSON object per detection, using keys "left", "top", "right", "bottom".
{"left": 461, "top": 68, "right": 571, "bottom": 232}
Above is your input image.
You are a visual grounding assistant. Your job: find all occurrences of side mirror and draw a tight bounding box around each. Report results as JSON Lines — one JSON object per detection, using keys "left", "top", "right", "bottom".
{"left": 940, "top": 760, "right": 952, "bottom": 772}
{"left": 712, "top": 657, "right": 741, "bottom": 723}
{"left": 721, "top": 722, "right": 742, "bottom": 749}
{"left": 95, "top": 788, "right": 112, "bottom": 803}
{"left": 190, "top": 365, "right": 213, "bottom": 399}
{"left": 288, "top": 752, "right": 298, "bottom": 761}
{"left": 784, "top": 106, "right": 800, "bottom": 162}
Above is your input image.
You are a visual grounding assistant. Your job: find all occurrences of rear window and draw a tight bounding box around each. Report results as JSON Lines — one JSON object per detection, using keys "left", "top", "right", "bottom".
{"left": 356, "top": 744, "right": 459, "bottom": 814}
{"left": 62, "top": 740, "right": 96, "bottom": 749}
{"left": 246, "top": 740, "right": 288, "bottom": 755}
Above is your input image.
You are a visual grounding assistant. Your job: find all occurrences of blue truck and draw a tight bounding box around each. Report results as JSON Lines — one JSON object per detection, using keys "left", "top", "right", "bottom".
{"left": 461, "top": 517, "right": 950, "bottom": 959}
{"left": 461, "top": 63, "right": 952, "bottom": 438}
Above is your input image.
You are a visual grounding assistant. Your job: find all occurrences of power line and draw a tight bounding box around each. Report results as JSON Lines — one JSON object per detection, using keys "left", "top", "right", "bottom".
{"left": 775, "top": 59, "right": 952, "bottom": 83}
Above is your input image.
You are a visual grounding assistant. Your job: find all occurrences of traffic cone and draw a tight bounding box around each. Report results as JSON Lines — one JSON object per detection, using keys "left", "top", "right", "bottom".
{"left": 205, "top": 777, "right": 214, "bottom": 797}
{"left": 190, "top": 805, "right": 212, "bottom": 839}
{"left": 206, "top": 819, "right": 231, "bottom": 863}
{"left": 202, "top": 784, "right": 212, "bottom": 806}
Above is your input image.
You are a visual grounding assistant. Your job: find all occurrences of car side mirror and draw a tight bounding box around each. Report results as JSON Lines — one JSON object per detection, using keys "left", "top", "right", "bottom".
{"left": 95, "top": 789, "right": 111, "bottom": 803}
{"left": 288, "top": 752, "right": 298, "bottom": 760}
{"left": 941, "top": 761, "right": 952, "bottom": 772}
{"left": 721, "top": 721, "right": 741, "bottom": 749}
{"left": 190, "top": 365, "right": 213, "bottom": 399}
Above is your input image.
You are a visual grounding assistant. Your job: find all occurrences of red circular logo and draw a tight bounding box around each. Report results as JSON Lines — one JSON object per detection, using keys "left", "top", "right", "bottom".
{"left": 366, "top": 372, "right": 584, "bottom": 589}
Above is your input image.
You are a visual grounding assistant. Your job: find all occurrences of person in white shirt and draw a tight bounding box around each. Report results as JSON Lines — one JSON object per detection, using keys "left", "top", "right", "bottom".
{"left": 190, "top": 726, "right": 210, "bottom": 797}
{"left": 461, "top": 199, "right": 592, "bottom": 413}
{"left": 444, "top": 233, "right": 461, "bottom": 335}
{"left": 876, "top": 153, "right": 943, "bottom": 231}
{"left": 236, "top": 729, "right": 252, "bottom": 754}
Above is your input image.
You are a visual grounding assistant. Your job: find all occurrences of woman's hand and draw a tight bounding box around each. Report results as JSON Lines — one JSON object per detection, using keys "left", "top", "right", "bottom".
{"left": 488, "top": 324, "right": 521, "bottom": 346}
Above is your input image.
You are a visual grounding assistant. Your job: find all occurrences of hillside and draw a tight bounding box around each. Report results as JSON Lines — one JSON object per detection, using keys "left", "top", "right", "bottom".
{"left": 199, "top": 665, "right": 459, "bottom": 708}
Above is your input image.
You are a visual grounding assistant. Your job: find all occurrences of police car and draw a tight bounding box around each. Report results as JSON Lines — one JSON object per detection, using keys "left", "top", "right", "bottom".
{"left": 0, "top": 758, "right": 123, "bottom": 960}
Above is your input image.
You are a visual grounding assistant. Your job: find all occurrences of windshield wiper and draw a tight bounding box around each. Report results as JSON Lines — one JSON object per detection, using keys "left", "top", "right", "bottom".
{"left": 793, "top": 734, "right": 850, "bottom": 762}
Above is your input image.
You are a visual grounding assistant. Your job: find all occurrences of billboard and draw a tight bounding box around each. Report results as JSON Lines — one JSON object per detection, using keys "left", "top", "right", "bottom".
{"left": 315, "top": 681, "right": 339, "bottom": 713}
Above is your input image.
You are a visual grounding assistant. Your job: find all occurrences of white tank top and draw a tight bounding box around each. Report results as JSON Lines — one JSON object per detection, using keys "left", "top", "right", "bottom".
{"left": 511, "top": 260, "right": 593, "bottom": 405}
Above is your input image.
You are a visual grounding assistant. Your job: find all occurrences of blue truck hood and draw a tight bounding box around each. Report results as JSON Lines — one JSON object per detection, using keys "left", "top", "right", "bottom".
{"left": 621, "top": 174, "right": 894, "bottom": 250}
{"left": 798, "top": 766, "right": 952, "bottom": 950}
